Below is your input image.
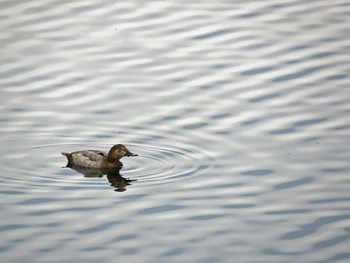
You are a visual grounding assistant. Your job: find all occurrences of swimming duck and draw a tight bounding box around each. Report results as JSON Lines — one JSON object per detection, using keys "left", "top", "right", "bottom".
{"left": 62, "top": 144, "right": 137, "bottom": 169}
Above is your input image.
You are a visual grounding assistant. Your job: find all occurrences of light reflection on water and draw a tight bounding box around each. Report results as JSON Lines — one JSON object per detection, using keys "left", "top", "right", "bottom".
{"left": 1, "top": 0, "right": 350, "bottom": 262}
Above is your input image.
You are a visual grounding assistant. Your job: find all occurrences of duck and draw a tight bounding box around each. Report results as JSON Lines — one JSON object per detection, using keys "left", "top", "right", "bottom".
{"left": 62, "top": 144, "right": 137, "bottom": 169}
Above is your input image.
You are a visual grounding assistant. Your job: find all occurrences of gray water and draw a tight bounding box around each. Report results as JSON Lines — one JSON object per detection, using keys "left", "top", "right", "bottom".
{"left": 1, "top": 0, "right": 350, "bottom": 262}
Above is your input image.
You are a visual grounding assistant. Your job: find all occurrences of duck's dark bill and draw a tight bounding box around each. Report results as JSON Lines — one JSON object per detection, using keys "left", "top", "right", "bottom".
{"left": 126, "top": 151, "right": 138, "bottom": 157}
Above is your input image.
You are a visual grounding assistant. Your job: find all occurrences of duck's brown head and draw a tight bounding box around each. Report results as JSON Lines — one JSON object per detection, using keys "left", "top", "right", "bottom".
{"left": 107, "top": 144, "right": 137, "bottom": 162}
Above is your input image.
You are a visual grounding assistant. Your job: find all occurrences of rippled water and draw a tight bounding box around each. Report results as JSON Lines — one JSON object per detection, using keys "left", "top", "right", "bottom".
{"left": 1, "top": 0, "right": 350, "bottom": 262}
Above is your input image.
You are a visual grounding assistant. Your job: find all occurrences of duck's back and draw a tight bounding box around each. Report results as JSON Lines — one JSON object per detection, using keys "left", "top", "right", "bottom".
{"left": 69, "top": 150, "right": 107, "bottom": 168}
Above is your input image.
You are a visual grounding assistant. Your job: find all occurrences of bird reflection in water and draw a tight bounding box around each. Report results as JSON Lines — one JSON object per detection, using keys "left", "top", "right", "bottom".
{"left": 65, "top": 165, "right": 136, "bottom": 192}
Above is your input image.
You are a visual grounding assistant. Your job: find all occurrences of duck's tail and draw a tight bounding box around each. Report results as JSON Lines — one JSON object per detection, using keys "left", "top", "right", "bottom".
{"left": 62, "top": 152, "right": 74, "bottom": 166}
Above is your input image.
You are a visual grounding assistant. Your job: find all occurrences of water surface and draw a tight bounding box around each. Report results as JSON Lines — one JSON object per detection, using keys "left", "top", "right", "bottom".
{"left": 1, "top": 0, "right": 350, "bottom": 262}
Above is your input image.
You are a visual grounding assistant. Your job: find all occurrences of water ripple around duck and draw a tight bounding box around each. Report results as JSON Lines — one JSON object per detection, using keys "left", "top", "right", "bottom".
{"left": 5, "top": 141, "right": 210, "bottom": 191}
